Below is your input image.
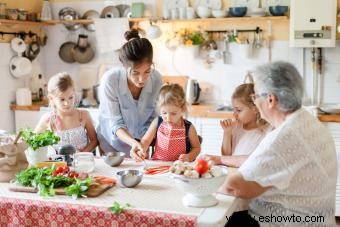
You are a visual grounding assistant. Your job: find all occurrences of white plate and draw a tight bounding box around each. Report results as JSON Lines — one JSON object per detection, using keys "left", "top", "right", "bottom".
{"left": 193, "top": 0, "right": 222, "bottom": 10}
{"left": 164, "top": 0, "right": 189, "bottom": 10}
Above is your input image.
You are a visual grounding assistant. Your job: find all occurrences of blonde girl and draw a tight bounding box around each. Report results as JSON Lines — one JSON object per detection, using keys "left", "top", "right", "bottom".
{"left": 130, "top": 84, "right": 201, "bottom": 162}
{"left": 203, "top": 83, "right": 271, "bottom": 167}
{"left": 35, "top": 72, "right": 98, "bottom": 153}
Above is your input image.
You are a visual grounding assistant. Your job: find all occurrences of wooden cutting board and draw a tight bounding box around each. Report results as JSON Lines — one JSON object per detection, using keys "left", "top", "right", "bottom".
{"left": 9, "top": 176, "right": 116, "bottom": 197}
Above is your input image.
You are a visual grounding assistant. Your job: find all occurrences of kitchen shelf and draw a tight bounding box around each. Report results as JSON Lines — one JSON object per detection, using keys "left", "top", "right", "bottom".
{"left": 0, "top": 19, "right": 53, "bottom": 26}
{"left": 129, "top": 16, "right": 289, "bottom": 23}
{"left": 45, "top": 19, "right": 93, "bottom": 25}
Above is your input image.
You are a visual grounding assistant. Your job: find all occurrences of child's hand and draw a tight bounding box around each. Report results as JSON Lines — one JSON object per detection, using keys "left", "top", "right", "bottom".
{"left": 200, "top": 154, "right": 222, "bottom": 165}
{"left": 130, "top": 142, "right": 146, "bottom": 162}
{"left": 179, "top": 154, "right": 193, "bottom": 162}
{"left": 220, "top": 119, "right": 236, "bottom": 133}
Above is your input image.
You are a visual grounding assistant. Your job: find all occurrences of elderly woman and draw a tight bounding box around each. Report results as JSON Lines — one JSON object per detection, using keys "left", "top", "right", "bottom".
{"left": 221, "top": 61, "right": 337, "bottom": 227}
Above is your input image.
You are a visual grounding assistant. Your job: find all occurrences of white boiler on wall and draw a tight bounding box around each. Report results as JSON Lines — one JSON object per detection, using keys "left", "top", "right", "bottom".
{"left": 289, "top": 0, "right": 337, "bottom": 47}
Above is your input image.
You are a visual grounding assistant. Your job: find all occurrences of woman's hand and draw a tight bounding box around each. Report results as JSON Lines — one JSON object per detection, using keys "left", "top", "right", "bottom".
{"left": 200, "top": 154, "right": 222, "bottom": 165}
{"left": 130, "top": 142, "right": 146, "bottom": 162}
{"left": 220, "top": 119, "right": 236, "bottom": 133}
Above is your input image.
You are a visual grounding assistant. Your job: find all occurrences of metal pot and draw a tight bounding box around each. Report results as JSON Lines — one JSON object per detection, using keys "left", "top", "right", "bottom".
{"left": 72, "top": 34, "right": 95, "bottom": 64}
{"left": 59, "top": 41, "right": 76, "bottom": 63}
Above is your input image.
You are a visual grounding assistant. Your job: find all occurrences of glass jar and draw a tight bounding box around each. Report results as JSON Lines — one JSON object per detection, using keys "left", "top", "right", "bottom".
{"left": 0, "top": 3, "right": 6, "bottom": 19}
{"left": 73, "top": 152, "right": 95, "bottom": 173}
{"left": 18, "top": 8, "right": 27, "bottom": 21}
{"left": 6, "top": 8, "right": 18, "bottom": 20}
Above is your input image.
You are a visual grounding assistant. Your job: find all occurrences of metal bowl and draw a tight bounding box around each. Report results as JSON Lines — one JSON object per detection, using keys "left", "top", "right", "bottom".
{"left": 103, "top": 152, "right": 125, "bottom": 167}
{"left": 58, "top": 7, "right": 81, "bottom": 31}
{"left": 116, "top": 169, "right": 143, "bottom": 188}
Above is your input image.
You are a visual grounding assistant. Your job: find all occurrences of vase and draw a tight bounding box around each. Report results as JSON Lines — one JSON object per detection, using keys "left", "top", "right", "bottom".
{"left": 25, "top": 146, "right": 48, "bottom": 166}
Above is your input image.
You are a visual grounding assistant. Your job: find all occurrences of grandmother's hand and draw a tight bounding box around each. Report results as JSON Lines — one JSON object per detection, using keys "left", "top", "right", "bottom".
{"left": 200, "top": 154, "right": 222, "bottom": 165}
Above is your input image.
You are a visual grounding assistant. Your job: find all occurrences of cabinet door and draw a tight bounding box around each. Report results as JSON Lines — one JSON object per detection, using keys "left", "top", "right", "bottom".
{"left": 14, "top": 111, "right": 43, "bottom": 132}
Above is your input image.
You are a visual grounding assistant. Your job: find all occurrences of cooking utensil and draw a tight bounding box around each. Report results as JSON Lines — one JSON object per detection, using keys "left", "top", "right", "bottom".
{"left": 115, "top": 4, "right": 131, "bottom": 17}
{"left": 101, "top": 5, "right": 120, "bottom": 18}
{"left": 222, "top": 37, "right": 231, "bottom": 64}
{"left": 82, "top": 10, "right": 100, "bottom": 32}
{"left": 103, "top": 152, "right": 125, "bottom": 167}
{"left": 9, "top": 56, "right": 32, "bottom": 78}
{"left": 59, "top": 41, "right": 76, "bottom": 63}
{"left": 59, "top": 7, "right": 81, "bottom": 31}
{"left": 116, "top": 170, "right": 143, "bottom": 188}
{"left": 72, "top": 34, "right": 95, "bottom": 64}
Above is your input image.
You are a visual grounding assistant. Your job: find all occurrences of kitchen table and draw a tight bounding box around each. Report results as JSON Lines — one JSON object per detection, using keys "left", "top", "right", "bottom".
{"left": 0, "top": 158, "right": 241, "bottom": 227}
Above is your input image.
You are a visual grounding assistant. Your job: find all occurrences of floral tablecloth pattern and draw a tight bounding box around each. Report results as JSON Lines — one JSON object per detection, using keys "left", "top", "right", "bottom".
{"left": 0, "top": 196, "right": 197, "bottom": 227}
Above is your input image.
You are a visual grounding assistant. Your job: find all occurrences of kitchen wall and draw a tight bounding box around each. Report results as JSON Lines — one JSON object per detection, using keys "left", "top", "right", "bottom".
{"left": 0, "top": 0, "right": 340, "bottom": 132}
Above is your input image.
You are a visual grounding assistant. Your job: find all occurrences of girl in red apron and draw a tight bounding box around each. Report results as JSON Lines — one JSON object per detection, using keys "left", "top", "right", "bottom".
{"left": 130, "top": 84, "right": 201, "bottom": 162}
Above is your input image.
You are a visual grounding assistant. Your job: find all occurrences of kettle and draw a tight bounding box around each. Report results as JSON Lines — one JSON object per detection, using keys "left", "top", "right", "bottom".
{"left": 186, "top": 79, "right": 201, "bottom": 105}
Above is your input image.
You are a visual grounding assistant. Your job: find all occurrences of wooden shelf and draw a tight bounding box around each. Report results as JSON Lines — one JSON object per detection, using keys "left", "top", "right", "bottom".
{"left": 0, "top": 19, "right": 53, "bottom": 26}
{"left": 129, "top": 16, "right": 288, "bottom": 23}
{"left": 0, "top": 16, "right": 289, "bottom": 27}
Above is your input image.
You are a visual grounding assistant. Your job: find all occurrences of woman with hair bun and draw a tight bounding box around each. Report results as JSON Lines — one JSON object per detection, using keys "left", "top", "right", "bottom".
{"left": 97, "top": 29, "right": 162, "bottom": 156}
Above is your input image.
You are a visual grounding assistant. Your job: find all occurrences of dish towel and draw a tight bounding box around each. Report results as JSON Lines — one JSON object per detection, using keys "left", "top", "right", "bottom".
{"left": 93, "top": 18, "right": 129, "bottom": 54}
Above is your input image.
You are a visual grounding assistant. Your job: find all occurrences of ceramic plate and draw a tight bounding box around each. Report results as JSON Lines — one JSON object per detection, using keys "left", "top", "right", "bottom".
{"left": 319, "top": 104, "right": 340, "bottom": 114}
{"left": 193, "top": 0, "right": 222, "bottom": 10}
{"left": 164, "top": 0, "right": 189, "bottom": 10}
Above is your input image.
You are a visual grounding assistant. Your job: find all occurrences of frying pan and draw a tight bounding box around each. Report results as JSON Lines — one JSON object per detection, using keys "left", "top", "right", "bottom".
{"left": 59, "top": 41, "right": 76, "bottom": 63}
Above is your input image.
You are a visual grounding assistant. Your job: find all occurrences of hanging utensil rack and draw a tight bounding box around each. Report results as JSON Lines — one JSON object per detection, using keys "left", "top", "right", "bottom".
{"left": 205, "top": 26, "right": 262, "bottom": 34}
{"left": 0, "top": 30, "right": 37, "bottom": 39}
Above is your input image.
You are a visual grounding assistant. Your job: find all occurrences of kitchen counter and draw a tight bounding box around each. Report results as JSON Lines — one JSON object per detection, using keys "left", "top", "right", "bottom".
{"left": 10, "top": 103, "right": 340, "bottom": 122}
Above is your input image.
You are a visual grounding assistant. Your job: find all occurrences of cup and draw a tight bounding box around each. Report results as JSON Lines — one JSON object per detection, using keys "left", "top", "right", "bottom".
{"left": 178, "top": 7, "right": 186, "bottom": 19}
{"left": 131, "top": 2, "right": 145, "bottom": 18}
{"left": 170, "top": 8, "right": 179, "bottom": 19}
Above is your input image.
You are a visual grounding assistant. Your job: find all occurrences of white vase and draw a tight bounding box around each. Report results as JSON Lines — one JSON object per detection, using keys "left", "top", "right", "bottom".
{"left": 25, "top": 146, "right": 48, "bottom": 166}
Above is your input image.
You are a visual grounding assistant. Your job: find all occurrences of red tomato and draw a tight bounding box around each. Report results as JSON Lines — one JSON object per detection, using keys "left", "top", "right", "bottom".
{"left": 195, "top": 159, "right": 209, "bottom": 175}
{"left": 63, "top": 166, "right": 70, "bottom": 173}
{"left": 69, "top": 172, "right": 75, "bottom": 178}
{"left": 52, "top": 172, "right": 58, "bottom": 177}
{"left": 55, "top": 166, "right": 64, "bottom": 174}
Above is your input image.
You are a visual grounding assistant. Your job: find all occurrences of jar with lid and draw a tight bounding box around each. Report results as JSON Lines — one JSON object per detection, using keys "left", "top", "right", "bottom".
{"left": 18, "top": 8, "right": 27, "bottom": 21}
{"left": 6, "top": 8, "right": 18, "bottom": 20}
{"left": 0, "top": 3, "right": 6, "bottom": 19}
{"left": 73, "top": 152, "right": 95, "bottom": 173}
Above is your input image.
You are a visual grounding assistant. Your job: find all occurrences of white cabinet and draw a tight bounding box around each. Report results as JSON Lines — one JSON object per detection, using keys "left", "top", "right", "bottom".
{"left": 324, "top": 123, "right": 340, "bottom": 216}
{"left": 14, "top": 110, "right": 43, "bottom": 132}
{"left": 188, "top": 117, "right": 224, "bottom": 156}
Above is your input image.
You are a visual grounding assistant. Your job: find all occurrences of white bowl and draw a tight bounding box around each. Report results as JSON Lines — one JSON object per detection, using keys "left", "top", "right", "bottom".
{"left": 171, "top": 166, "right": 228, "bottom": 207}
{"left": 212, "top": 9, "right": 228, "bottom": 18}
{"left": 196, "top": 6, "right": 211, "bottom": 18}
{"left": 319, "top": 104, "right": 340, "bottom": 114}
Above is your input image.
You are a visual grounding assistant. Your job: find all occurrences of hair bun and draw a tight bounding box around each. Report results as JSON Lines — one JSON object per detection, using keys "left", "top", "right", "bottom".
{"left": 124, "top": 29, "right": 140, "bottom": 41}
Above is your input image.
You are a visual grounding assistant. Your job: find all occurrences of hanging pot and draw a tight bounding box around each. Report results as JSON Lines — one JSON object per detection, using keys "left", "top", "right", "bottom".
{"left": 9, "top": 56, "right": 32, "bottom": 79}
{"left": 24, "top": 36, "right": 40, "bottom": 61}
{"left": 82, "top": 10, "right": 100, "bottom": 32}
{"left": 72, "top": 34, "right": 95, "bottom": 64}
{"left": 59, "top": 41, "right": 76, "bottom": 63}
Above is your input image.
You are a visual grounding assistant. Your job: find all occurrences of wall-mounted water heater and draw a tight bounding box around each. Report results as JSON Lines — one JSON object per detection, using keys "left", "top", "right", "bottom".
{"left": 290, "top": 0, "right": 337, "bottom": 47}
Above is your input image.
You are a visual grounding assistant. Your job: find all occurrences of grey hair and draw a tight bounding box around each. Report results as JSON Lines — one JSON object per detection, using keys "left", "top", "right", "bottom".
{"left": 254, "top": 61, "right": 303, "bottom": 113}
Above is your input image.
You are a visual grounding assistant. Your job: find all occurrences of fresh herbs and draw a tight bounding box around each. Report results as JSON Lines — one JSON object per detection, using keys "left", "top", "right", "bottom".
{"left": 65, "top": 178, "right": 92, "bottom": 199}
{"left": 109, "top": 201, "right": 131, "bottom": 214}
{"left": 15, "top": 167, "right": 77, "bottom": 197}
{"left": 21, "top": 128, "right": 60, "bottom": 150}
